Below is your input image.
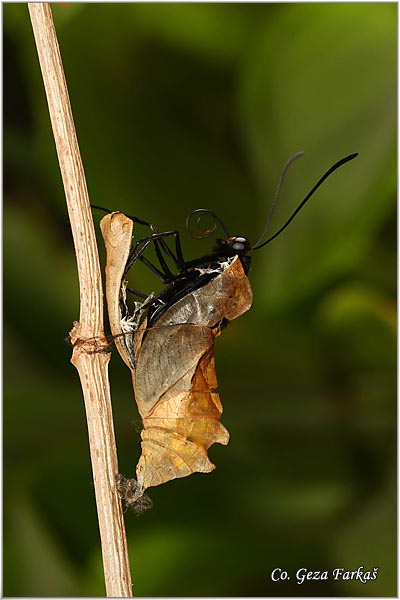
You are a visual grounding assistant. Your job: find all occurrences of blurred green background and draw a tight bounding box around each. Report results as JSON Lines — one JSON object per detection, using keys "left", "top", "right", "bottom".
{"left": 4, "top": 3, "right": 396, "bottom": 597}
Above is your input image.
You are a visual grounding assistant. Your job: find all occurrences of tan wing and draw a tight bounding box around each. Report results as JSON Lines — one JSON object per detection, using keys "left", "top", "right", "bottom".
{"left": 133, "top": 258, "right": 253, "bottom": 490}
{"left": 133, "top": 322, "right": 230, "bottom": 489}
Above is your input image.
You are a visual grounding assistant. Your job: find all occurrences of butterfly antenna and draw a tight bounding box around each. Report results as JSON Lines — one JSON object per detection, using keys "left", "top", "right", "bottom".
{"left": 91, "top": 204, "right": 155, "bottom": 229}
{"left": 253, "top": 151, "right": 305, "bottom": 249}
{"left": 252, "top": 153, "right": 358, "bottom": 250}
{"left": 91, "top": 204, "right": 112, "bottom": 214}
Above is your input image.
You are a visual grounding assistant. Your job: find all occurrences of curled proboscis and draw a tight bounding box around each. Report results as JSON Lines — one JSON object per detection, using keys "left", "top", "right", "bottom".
{"left": 185, "top": 208, "right": 230, "bottom": 240}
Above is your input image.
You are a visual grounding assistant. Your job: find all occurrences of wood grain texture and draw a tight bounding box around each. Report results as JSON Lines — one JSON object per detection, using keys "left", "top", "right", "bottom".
{"left": 28, "top": 4, "right": 132, "bottom": 596}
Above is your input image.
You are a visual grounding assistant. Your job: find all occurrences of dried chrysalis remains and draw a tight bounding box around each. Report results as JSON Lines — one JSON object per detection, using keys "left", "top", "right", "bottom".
{"left": 97, "top": 152, "right": 358, "bottom": 512}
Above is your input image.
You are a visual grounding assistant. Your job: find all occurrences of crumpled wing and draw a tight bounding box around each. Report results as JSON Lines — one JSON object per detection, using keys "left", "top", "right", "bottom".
{"left": 133, "top": 257, "right": 253, "bottom": 490}
{"left": 133, "top": 322, "right": 230, "bottom": 489}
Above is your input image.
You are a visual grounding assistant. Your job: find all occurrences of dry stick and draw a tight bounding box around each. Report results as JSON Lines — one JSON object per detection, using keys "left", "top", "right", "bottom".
{"left": 28, "top": 4, "right": 133, "bottom": 597}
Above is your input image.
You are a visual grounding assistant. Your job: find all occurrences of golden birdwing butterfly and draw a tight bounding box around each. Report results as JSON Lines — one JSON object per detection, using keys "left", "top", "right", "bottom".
{"left": 97, "top": 152, "right": 357, "bottom": 513}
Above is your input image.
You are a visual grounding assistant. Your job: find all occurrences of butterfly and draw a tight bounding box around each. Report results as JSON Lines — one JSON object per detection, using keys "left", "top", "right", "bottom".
{"left": 95, "top": 151, "right": 357, "bottom": 512}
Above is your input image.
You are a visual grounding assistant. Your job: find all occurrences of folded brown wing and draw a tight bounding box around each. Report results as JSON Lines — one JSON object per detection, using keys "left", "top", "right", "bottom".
{"left": 133, "top": 322, "right": 229, "bottom": 489}
{"left": 133, "top": 257, "right": 253, "bottom": 490}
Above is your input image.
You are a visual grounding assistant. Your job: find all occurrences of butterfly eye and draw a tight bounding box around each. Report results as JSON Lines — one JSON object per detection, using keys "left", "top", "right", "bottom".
{"left": 230, "top": 237, "right": 250, "bottom": 253}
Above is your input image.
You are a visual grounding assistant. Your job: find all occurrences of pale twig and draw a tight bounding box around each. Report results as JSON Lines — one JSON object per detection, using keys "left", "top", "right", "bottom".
{"left": 28, "top": 4, "right": 133, "bottom": 596}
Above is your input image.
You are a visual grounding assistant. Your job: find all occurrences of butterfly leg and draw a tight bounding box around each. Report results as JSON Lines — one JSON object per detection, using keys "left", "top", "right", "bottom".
{"left": 125, "top": 212, "right": 185, "bottom": 271}
{"left": 152, "top": 232, "right": 185, "bottom": 271}
{"left": 125, "top": 287, "right": 148, "bottom": 300}
{"left": 124, "top": 236, "right": 169, "bottom": 282}
{"left": 124, "top": 231, "right": 186, "bottom": 281}
{"left": 95, "top": 207, "right": 186, "bottom": 273}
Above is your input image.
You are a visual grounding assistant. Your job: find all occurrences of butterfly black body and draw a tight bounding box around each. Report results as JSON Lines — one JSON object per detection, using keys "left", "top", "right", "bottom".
{"left": 144, "top": 236, "right": 252, "bottom": 327}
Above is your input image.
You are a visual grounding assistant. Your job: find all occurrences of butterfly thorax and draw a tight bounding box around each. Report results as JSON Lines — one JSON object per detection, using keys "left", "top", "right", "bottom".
{"left": 147, "top": 243, "right": 252, "bottom": 327}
